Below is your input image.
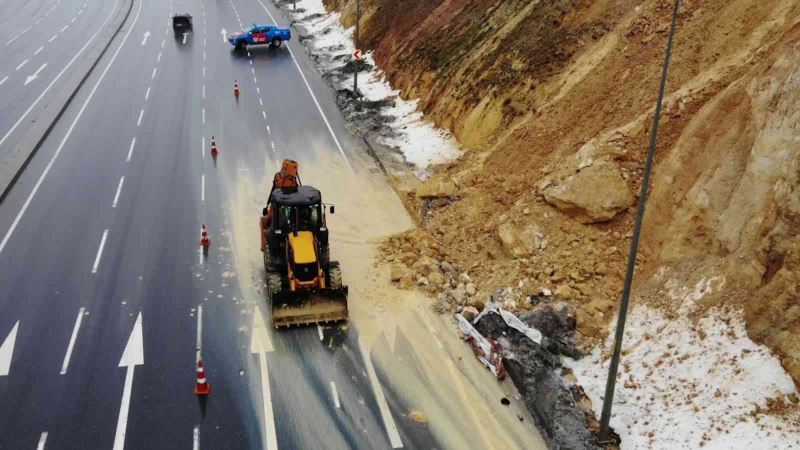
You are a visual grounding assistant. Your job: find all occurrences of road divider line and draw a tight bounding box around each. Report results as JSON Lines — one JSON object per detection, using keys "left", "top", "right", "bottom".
{"left": 34, "top": 46, "right": 44, "bottom": 55}
{"left": 358, "top": 337, "right": 404, "bottom": 448}
{"left": 60, "top": 307, "right": 86, "bottom": 374}
{"left": 112, "top": 176, "right": 124, "bottom": 207}
{"left": 37, "top": 431, "right": 48, "bottom": 450}
{"left": 157, "top": 52, "right": 161, "bottom": 62}
{"left": 201, "top": 175, "right": 205, "bottom": 202}
{"left": 330, "top": 381, "right": 341, "bottom": 408}
{"left": 258, "top": 98, "right": 262, "bottom": 106}
{"left": 127, "top": 137, "right": 135, "bottom": 162}
{"left": 48, "top": 35, "right": 57, "bottom": 43}
{"left": 262, "top": 111, "right": 267, "bottom": 120}
{"left": 0, "top": 0, "right": 131, "bottom": 254}
{"left": 136, "top": 109, "right": 144, "bottom": 127}
{"left": 60, "top": 25, "right": 69, "bottom": 33}
{"left": 196, "top": 304, "right": 203, "bottom": 362}
{"left": 151, "top": 67, "right": 157, "bottom": 79}
{"left": 91, "top": 229, "right": 109, "bottom": 273}
{"left": 201, "top": 137, "right": 205, "bottom": 159}
{"left": 193, "top": 425, "right": 200, "bottom": 450}
{"left": 5, "top": 36, "right": 18, "bottom": 45}
{"left": 270, "top": 141, "right": 275, "bottom": 151}
{"left": 256, "top": 87, "right": 260, "bottom": 94}
{"left": 144, "top": 86, "right": 150, "bottom": 101}
{"left": 266, "top": 125, "right": 270, "bottom": 134}
{"left": 15, "top": 59, "right": 28, "bottom": 71}
{"left": 0, "top": 76, "right": 7, "bottom": 85}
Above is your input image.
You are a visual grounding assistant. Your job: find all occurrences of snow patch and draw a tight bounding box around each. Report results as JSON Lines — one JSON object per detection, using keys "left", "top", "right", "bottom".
{"left": 287, "top": 0, "right": 460, "bottom": 169}
{"left": 565, "top": 276, "right": 800, "bottom": 449}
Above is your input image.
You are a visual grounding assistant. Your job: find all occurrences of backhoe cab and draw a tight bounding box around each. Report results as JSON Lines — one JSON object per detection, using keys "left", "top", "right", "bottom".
{"left": 259, "top": 161, "right": 348, "bottom": 328}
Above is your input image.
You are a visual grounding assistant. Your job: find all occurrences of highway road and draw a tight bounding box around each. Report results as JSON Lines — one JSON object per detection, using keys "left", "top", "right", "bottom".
{"left": 0, "top": 0, "right": 547, "bottom": 448}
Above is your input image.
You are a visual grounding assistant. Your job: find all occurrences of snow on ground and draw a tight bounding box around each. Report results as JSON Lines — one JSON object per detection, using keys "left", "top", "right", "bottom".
{"left": 566, "top": 276, "right": 800, "bottom": 449}
{"left": 286, "top": 0, "right": 461, "bottom": 169}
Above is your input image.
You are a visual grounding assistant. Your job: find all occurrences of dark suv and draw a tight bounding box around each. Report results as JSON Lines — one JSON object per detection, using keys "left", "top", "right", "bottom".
{"left": 172, "top": 13, "right": 192, "bottom": 32}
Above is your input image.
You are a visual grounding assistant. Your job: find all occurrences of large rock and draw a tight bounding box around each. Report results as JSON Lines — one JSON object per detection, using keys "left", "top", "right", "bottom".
{"left": 543, "top": 161, "right": 635, "bottom": 223}
{"left": 497, "top": 222, "right": 544, "bottom": 257}
{"left": 415, "top": 176, "right": 458, "bottom": 198}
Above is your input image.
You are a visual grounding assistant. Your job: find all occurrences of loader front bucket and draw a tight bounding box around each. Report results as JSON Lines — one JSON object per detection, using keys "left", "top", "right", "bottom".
{"left": 271, "top": 287, "right": 349, "bottom": 328}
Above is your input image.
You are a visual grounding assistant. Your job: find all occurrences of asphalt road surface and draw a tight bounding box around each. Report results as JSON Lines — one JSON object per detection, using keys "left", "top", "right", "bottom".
{"left": 0, "top": 0, "right": 546, "bottom": 448}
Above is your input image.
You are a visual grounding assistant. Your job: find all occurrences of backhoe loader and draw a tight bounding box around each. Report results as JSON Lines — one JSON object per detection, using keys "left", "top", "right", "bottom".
{"left": 259, "top": 160, "right": 348, "bottom": 328}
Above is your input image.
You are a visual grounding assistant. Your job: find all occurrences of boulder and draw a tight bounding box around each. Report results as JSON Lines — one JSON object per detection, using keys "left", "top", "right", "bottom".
{"left": 543, "top": 161, "right": 635, "bottom": 223}
{"left": 460, "top": 305, "right": 480, "bottom": 321}
{"left": 390, "top": 263, "right": 410, "bottom": 282}
{"left": 554, "top": 284, "right": 575, "bottom": 300}
{"left": 416, "top": 176, "right": 459, "bottom": 199}
{"left": 497, "top": 222, "right": 544, "bottom": 258}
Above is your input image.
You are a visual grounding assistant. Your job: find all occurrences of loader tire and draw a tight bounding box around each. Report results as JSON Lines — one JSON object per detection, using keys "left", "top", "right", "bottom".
{"left": 328, "top": 263, "right": 343, "bottom": 289}
{"left": 266, "top": 271, "right": 283, "bottom": 296}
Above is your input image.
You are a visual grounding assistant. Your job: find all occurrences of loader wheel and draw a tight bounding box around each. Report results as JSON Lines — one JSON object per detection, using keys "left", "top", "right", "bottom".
{"left": 266, "top": 271, "right": 283, "bottom": 296}
{"left": 328, "top": 264, "right": 343, "bottom": 289}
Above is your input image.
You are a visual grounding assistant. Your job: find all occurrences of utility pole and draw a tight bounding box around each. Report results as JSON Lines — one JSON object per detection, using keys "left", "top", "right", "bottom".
{"left": 598, "top": 0, "right": 681, "bottom": 441}
{"left": 353, "top": 0, "right": 360, "bottom": 96}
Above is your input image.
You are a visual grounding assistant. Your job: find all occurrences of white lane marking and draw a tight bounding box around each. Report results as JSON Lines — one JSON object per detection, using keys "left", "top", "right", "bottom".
{"left": 15, "top": 59, "right": 28, "bottom": 71}
{"left": 196, "top": 304, "right": 203, "bottom": 362}
{"left": 202, "top": 67, "right": 206, "bottom": 78}
{"left": 5, "top": 36, "right": 18, "bottom": 45}
{"left": 136, "top": 109, "right": 144, "bottom": 127}
{"left": 317, "top": 324, "right": 324, "bottom": 341}
{"left": 91, "top": 229, "right": 109, "bottom": 273}
{"left": 203, "top": 38, "right": 206, "bottom": 48}
{"left": 161, "top": 38, "right": 165, "bottom": 48}
{"left": 256, "top": 86, "right": 260, "bottom": 94}
{"left": 254, "top": 0, "right": 352, "bottom": 168}
{"left": 0, "top": 0, "right": 124, "bottom": 158}
{"left": 70, "top": 17, "right": 76, "bottom": 23}
{"left": 251, "top": 67, "right": 255, "bottom": 74}
{"left": 266, "top": 125, "right": 270, "bottom": 134}
{"left": 157, "top": 52, "right": 161, "bottom": 62}
{"left": 112, "top": 176, "right": 124, "bottom": 208}
{"left": 78, "top": 9, "right": 83, "bottom": 15}
{"left": 35, "top": 19, "right": 43, "bottom": 24}
{"left": 151, "top": 67, "right": 157, "bottom": 79}
{"left": 247, "top": 51, "right": 251, "bottom": 58}
{"left": 182, "top": 33, "right": 187, "bottom": 44}
{"left": 37, "top": 431, "right": 48, "bottom": 450}
{"left": 270, "top": 141, "right": 275, "bottom": 151}
{"left": 251, "top": 307, "right": 276, "bottom": 448}
{"left": 24, "top": 63, "right": 47, "bottom": 86}
{"left": 34, "top": 46, "right": 44, "bottom": 55}
{"left": 141, "top": 30, "right": 150, "bottom": 46}
{"left": 0, "top": 321, "right": 19, "bottom": 376}
{"left": 358, "top": 337, "right": 404, "bottom": 448}
{"left": 60, "top": 307, "right": 86, "bottom": 374}
{"left": 144, "top": 86, "right": 150, "bottom": 101}
{"left": 126, "top": 137, "right": 136, "bottom": 162}
{"left": 60, "top": 25, "right": 68, "bottom": 33}
{"left": 0, "top": 0, "right": 130, "bottom": 256}
{"left": 48, "top": 34, "right": 57, "bottom": 43}
{"left": 193, "top": 425, "right": 200, "bottom": 450}
{"left": 202, "top": 49, "right": 205, "bottom": 60}
{"left": 253, "top": 76, "right": 257, "bottom": 83}
{"left": 262, "top": 111, "right": 267, "bottom": 120}
{"left": 200, "top": 175, "right": 205, "bottom": 202}
{"left": 22, "top": 26, "right": 32, "bottom": 33}
{"left": 0, "top": 76, "right": 8, "bottom": 85}
{"left": 202, "top": 108, "right": 205, "bottom": 124}
{"left": 330, "top": 381, "right": 341, "bottom": 408}
{"left": 113, "top": 312, "right": 144, "bottom": 450}
{"left": 202, "top": 85, "right": 205, "bottom": 99}
{"left": 249, "top": 60, "right": 252, "bottom": 66}
{"left": 258, "top": 98, "right": 262, "bottom": 106}
{"left": 201, "top": 137, "right": 205, "bottom": 159}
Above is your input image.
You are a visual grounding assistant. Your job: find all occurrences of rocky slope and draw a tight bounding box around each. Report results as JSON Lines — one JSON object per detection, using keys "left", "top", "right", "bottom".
{"left": 323, "top": 0, "right": 800, "bottom": 388}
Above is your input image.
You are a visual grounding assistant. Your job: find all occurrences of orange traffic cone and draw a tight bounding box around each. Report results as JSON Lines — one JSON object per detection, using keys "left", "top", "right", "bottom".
{"left": 210, "top": 136, "right": 218, "bottom": 157}
{"left": 194, "top": 360, "right": 211, "bottom": 395}
{"left": 233, "top": 80, "right": 240, "bottom": 97}
{"left": 200, "top": 225, "right": 211, "bottom": 247}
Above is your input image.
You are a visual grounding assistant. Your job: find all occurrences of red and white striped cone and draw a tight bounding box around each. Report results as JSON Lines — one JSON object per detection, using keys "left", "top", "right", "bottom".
{"left": 194, "top": 360, "right": 211, "bottom": 395}
{"left": 233, "top": 80, "right": 240, "bottom": 97}
{"left": 210, "top": 136, "right": 218, "bottom": 157}
{"left": 199, "top": 224, "right": 211, "bottom": 247}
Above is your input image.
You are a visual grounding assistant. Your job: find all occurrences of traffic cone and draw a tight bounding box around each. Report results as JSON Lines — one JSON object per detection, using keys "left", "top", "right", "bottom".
{"left": 210, "top": 136, "right": 218, "bottom": 157}
{"left": 233, "top": 80, "right": 240, "bottom": 97}
{"left": 194, "top": 360, "right": 211, "bottom": 396}
{"left": 200, "top": 224, "right": 211, "bottom": 247}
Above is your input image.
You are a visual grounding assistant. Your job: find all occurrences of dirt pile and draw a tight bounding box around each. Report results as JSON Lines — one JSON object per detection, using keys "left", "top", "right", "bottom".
{"left": 323, "top": 0, "right": 800, "bottom": 383}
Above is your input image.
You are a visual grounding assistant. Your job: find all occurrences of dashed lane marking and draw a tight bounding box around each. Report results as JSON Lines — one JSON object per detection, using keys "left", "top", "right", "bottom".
{"left": 15, "top": 59, "right": 28, "bottom": 71}
{"left": 91, "top": 229, "right": 109, "bottom": 273}
{"left": 37, "top": 431, "right": 48, "bottom": 450}
{"left": 127, "top": 137, "right": 136, "bottom": 162}
{"left": 60, "top": 307, "right": 86, "bottom": 374}
{"left": 112, "top": 176, "right": 124, "bottom": 208}
{"left": 144, "top": 86, "right": 150, "bottom": 101}
{"left": 330, "top": 381, "right": 340, "bottom": 409}
{"left": 136, "top": 109, "right": 144, "bottom": 127}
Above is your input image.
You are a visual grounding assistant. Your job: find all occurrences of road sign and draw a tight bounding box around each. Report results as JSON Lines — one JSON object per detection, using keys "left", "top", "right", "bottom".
{"left": 353, "top": 49, "right": 362, "bottom": 61}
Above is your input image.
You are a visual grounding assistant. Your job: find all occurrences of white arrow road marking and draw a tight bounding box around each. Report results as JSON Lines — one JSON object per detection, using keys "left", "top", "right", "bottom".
{"left": 60, "top": 307, "right": 86, "bottom": 374}
{"left": 37, "top": 431, "right": 48, "bottom": 450}
{"left": 0, "top": 321, "right": 20, "bottom": 376}
{"left": 330, "top": 381, "right": 340, "bottom": 409}
{"left": 24, "top": 63, "right": 47, "bottom": 86}
{"left": 251, "top": 306, "right": 277, "bottom": 449}
{"left": 91, "top": 229, "right": 108, "bottom": 273}
{"left": 141, "top": 30, "right": 150, "bottom": 46}
{"left": 113, "top": 312, "right": 144, "bottom": 450}
{"left": 358, "top": 337, "right": 403, "bottom": 448}
{"left": 220, "top": 28, "right": 227, "bottom": 42}
{"left": 182, "top": 33, "right": 187, "bottom": 44}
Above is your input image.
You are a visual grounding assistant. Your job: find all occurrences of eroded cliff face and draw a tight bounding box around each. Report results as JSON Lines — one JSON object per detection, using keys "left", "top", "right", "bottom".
{"left": 324, "top": 0, "right": 800, "bottom": 383}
